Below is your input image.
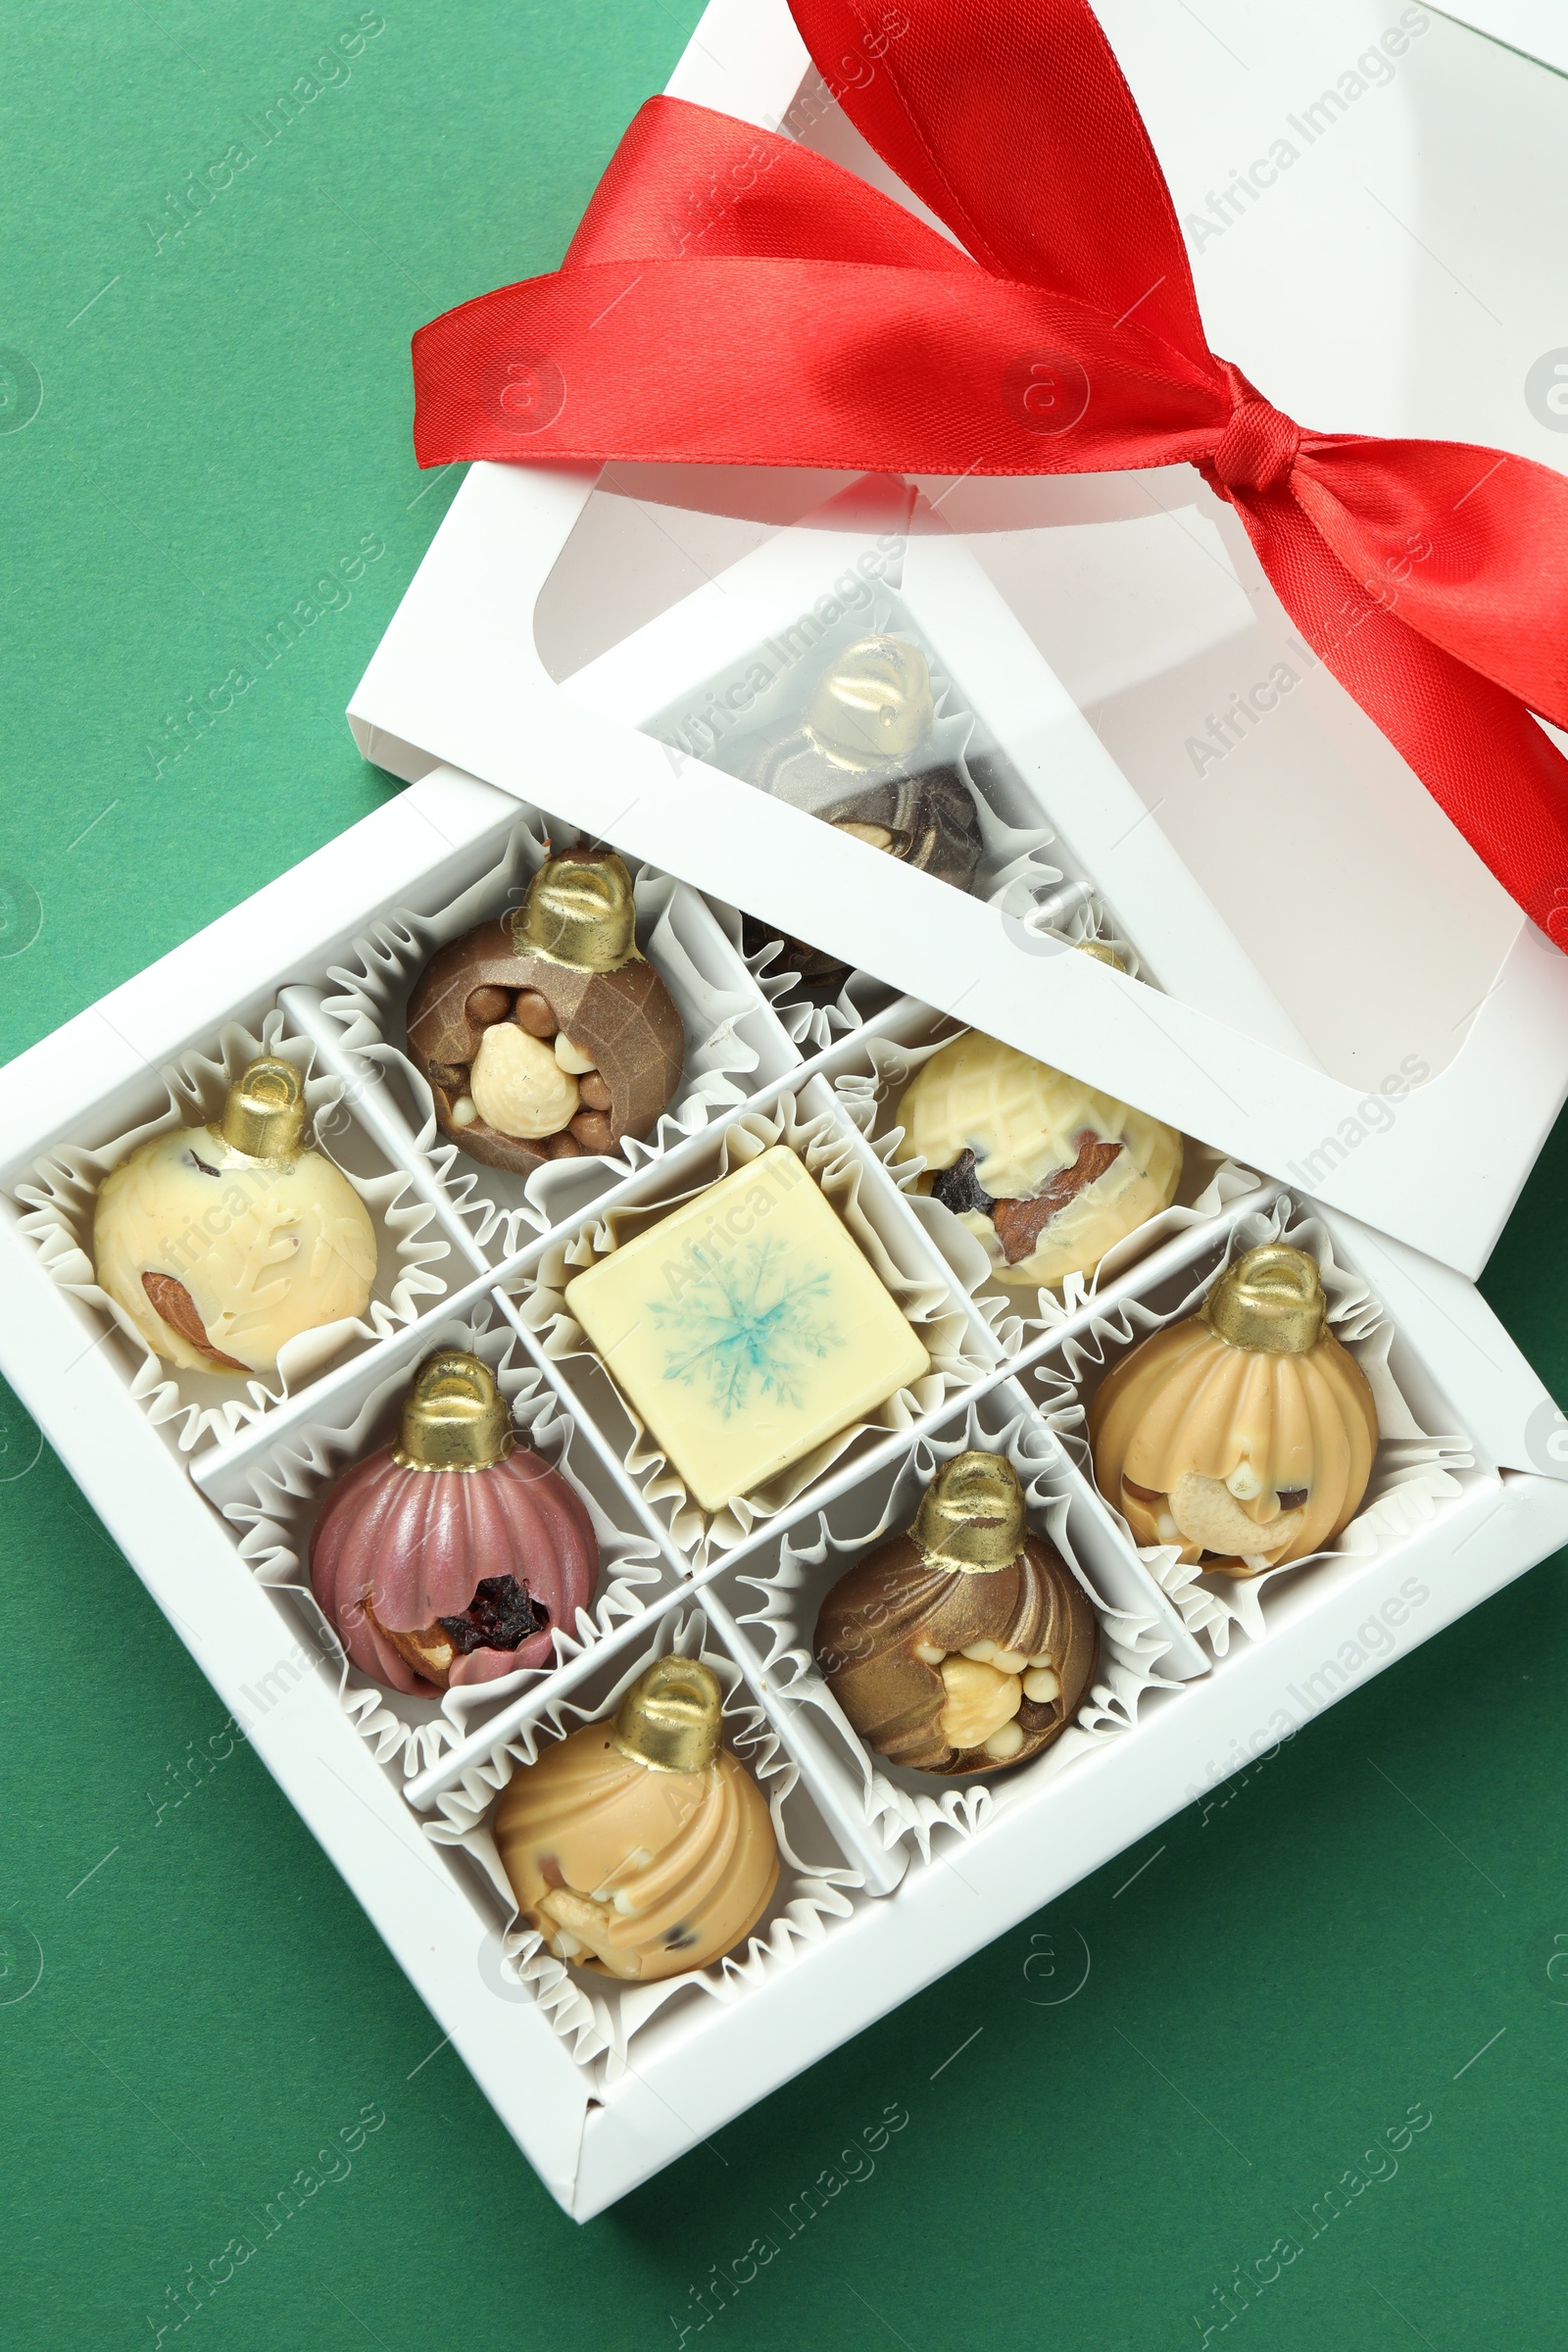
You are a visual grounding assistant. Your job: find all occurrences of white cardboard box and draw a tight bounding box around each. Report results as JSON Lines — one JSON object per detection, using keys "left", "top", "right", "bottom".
{"left": 6, "top": 0, "right": 1568, "bottom": 2224}
{"left": 2, "top": 761, "right": 1567, "bottom": 2220}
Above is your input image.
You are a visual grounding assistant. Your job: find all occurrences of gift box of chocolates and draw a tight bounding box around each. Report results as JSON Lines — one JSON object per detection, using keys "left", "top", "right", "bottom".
{"left": 4, "top": 0, "right": 1568, "bottom": 2227}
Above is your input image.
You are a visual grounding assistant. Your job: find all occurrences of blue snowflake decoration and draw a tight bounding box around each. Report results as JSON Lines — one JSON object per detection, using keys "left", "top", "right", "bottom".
{"left": 652, "top": 1239, "right": 843, "bottom": 1418}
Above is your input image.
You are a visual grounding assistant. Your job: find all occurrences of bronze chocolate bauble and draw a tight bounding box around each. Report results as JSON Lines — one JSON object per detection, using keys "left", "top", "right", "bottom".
{"left": 814, "top": 1450, "right": 1099, "bottom": 1775}
{"left": 406, "top": 851, "right": 685, "bottom": 1176}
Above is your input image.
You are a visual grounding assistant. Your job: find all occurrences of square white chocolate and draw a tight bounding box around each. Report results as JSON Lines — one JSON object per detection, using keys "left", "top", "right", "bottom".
{"left": 564, "top": 1145, "right": 931, "bottom": 1510}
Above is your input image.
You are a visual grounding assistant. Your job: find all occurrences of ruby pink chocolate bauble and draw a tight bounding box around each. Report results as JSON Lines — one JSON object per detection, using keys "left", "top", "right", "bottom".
{"left": 309, "top": 1351, "right": 598, "bottom": 1694}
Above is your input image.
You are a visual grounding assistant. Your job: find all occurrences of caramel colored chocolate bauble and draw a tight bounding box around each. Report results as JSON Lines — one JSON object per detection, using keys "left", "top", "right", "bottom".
{"left": 494, "top": 1658, "right": 779, "bottom": 1982}
{"left": 309, "top": 1351, "right": 598, "bottom": 1694}
{"left": 898, "top": 1031, "right": 1182, "bottom": 1290}
{"left": 1089, "top": 1244, "right": 1379, "bottom": 1578}
{"left": 814, "top": 1451, "right": 1099, "bottom": 1775}
{"left": 406, "top": 852, "right": 685, "bottom": 1176}
{"left": 91, "top": 1057, "right": 376, "bottom": 1379}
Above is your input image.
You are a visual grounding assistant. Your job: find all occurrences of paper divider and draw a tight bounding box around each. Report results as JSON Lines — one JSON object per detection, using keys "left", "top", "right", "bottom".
{"left": 280, "top": 984, "right": 493, "bottom": 1277}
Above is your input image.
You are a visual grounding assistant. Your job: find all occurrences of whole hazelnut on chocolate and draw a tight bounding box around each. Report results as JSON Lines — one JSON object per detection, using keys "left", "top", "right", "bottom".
{"left": 813, "top": 1451, "right": 1099, "bottom": 1775}
{"left": 405, "top": 851, "right": 686, "bottom": 1176}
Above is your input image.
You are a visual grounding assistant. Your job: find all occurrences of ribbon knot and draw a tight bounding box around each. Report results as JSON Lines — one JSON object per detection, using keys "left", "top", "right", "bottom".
{"left": 1211, "top": 397, "right": 1301, "bottom": 497}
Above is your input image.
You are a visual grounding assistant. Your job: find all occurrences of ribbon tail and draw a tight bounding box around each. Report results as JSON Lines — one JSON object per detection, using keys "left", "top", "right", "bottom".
{"left": 1235, "top": 488, "right": 1568, "bottom": 938}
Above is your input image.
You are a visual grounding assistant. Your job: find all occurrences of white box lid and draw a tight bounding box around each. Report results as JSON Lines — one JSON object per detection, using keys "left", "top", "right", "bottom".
{"left": 349, "top": 0, "right": 1568, "bottom": 1279}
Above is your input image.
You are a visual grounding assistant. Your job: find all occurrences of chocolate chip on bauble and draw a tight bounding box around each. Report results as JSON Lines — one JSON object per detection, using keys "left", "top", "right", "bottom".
{"left": 514, "top": 989, "right": 556, "bottom": 1037}
{"left": 466, "top": 984, "right": 513, "bottom": 1026}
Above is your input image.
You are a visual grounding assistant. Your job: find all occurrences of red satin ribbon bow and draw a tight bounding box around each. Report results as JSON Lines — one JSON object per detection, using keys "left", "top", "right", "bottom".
{"left": 412, "top": 0, "right": 1568, "bottom": 942}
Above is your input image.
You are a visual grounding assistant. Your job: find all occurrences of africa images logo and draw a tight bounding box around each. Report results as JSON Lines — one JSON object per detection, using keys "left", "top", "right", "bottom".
{"left": 1525, "top": 350, "right": 1568, "bottom": 435}
{"left": 484, "top": 347, "right": 566, "bottom": 436}
{"left": 0, "top": 349, "right": 42, "bottom": 436}
{"left": 1004, "top": 350, "right": 1091, "bottom": 438}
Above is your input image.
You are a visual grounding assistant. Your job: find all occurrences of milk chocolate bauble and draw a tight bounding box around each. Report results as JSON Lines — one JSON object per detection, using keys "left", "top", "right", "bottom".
{"left": 898, "top": 1031, "right": 1182, "bottom": 1290}
{"left": 406, "top": 851, "right": 685, "bottom": 1175}
{"left": 814, "top": 1451, "right": 1099, "bottom": 1775}
{"left": 494, "top": 1658, "right": 780, "bottom": 1982}
{"left": 741, "top": 635, "right": 983, "bottom": 981}
{"left": 92, "top": 1056, "right": 377, "bottom": 1379}
{"left": 309, "top": 1351, "right": 598, "bottom": 1694}
{"left": 1089, "top": 1243, "right": 1379, "bottom": 1578}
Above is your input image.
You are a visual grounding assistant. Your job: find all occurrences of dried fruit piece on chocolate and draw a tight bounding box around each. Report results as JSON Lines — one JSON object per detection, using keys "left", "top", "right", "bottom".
{"left": 930, "top": 1148, "right": 995, "bottom": 1220}
{"left": 439, "top": 1572, "right": 548, "bottom": 1655}
{"left": 898, "top": 1031, "right": 1181, "bottom": 1290}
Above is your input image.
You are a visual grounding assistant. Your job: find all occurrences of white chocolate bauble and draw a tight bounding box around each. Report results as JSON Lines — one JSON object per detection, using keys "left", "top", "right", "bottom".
{"left": 899, "top": 1032, "right": 1182, "bottom": 1289}
{"left": 92, "top": 1126, "right": 377, "bottom": 1378}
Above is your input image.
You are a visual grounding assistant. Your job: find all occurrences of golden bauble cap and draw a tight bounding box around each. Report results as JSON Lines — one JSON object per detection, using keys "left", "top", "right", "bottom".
{"left": 509, "top": 851, "right": 642, "bottom": 972}
{"left": 909, "top": 1449, "right": 1028, "bottom": 1576}
{"left": 220, "top": 1056, "right": 309, "bottom": 1162}
{"left": 1203, "top": 1243, "right": 1327, "bottom": 1355}
{"left": 612, "top": 1656, "right": 724, "bottom": 1776}
{"left": 392, "top": 1350, "right": 515, "bottom": 1472}
{"left": 1074, "top": 939, "right": 1128, "bottom": 974}
{"left": 806, "top": 636, "right": 936, "bottom": 770}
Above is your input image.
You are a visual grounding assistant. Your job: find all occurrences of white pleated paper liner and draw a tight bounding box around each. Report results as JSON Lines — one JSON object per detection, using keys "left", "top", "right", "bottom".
{"left": 422, "top": 1608, "right": 861, "bottom": 2077}
{"left": 833, "top": 1021, "right": 1263, "bottom": 1351}
{"left": 1029, "top": 1196, "right": 1475, "bottom": 1656}
{"left": 513, "top": 1086, "right": 996, "bottom": 1563}
{"left": 13, "top": 1010, "right": 452, "bottom": 1453}
{"left": 318, "top": 808, "right": 774, "bottom": 1257}
{"left": 217, "top": 1307, "right": 668, "bottom": 1778}
{"left": 730, "top": 1393, "right": 1182, "bottom": 1862}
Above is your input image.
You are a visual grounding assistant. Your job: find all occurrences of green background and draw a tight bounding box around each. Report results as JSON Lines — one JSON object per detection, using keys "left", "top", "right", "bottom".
{"left": 4, "top": 6, "right": 1568, "bottom": 2346}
